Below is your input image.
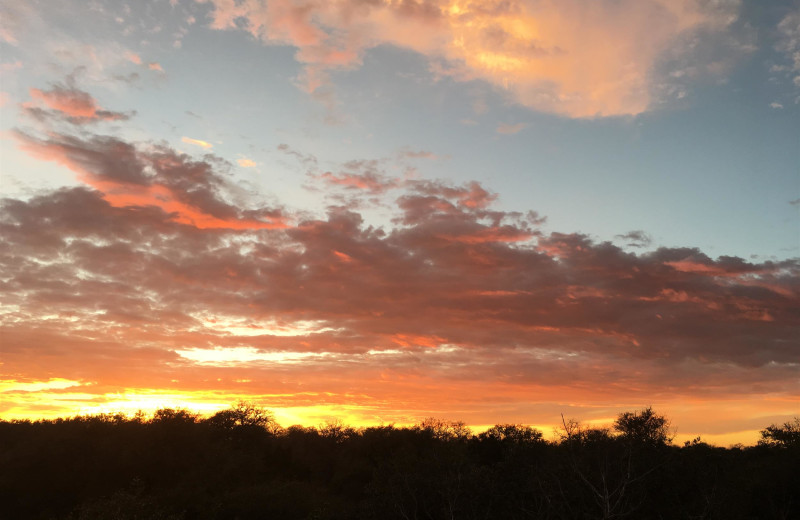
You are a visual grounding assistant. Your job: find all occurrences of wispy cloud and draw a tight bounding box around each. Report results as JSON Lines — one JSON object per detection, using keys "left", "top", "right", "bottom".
{"left": 125, "top": 51, "right": 142, "bottom": 65}
{"left": 774, "top": 6, "right": 800, "bottom": 95}
{"left": 616, "top": 230, "right": 653, "bottom": 248}
{"left": 182, "top": 136, "right": 213, "bottom": 149}
{"left": 496, "top": 122, "right": 526, "bottom": 135}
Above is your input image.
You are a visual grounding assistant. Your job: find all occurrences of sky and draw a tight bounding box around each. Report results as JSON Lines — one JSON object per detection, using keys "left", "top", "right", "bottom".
{"left": 0, "top": 0, "right": 798, "bottom": 445}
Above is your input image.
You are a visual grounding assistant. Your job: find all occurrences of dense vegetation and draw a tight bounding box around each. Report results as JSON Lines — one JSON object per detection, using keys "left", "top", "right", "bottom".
{"left": 1, "top": 404, "right": 797, "bottom": 520}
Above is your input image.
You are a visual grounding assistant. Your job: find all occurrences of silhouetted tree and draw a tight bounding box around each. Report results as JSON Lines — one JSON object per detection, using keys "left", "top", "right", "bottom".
{"left": 478, "top": 423, "right": 544, "bottom": 445}
{"left": 613, "top": 406, "right": 673, "bottom": 446}
{"left": 758, "top": 417, "right": 800, "bottom": 448}
{"left": 151, "top": 408, "right": 199, "bottom": 424}
{"left": 416, "top": 417, "right": 471, "bottom": 441}
{"left": 206, "top": 400, "right": 280, "bottom": 433}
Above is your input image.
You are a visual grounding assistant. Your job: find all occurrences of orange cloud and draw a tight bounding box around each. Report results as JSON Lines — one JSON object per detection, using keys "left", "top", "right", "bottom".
{"left": 237, "top": 158, "right": 257, "bottom": 167}
{"left": 30, "top": 86, "right": 96, "bottom": 118}
{"left": 201, "top": 0, "right": 740, "bottom": 117}
{"left": 15, "top": 131, "right": 287, "bottom": 230}
{"left": 25, "top": 84, "right": 132, "bottom": 124}
{"left": 3, "top": 129, "right": 798, "bottom": 442}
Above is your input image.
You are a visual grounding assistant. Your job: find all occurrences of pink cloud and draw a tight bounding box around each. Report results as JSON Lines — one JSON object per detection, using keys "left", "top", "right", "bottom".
{"left": 199, "top": 0, "right": 742, "bottom": 117}
{"left": 25, "top": 84, "right": 132, "bottom": 124}
{"left": 496, "top": 122, "right": 526, "bottom": 135}
{"left": 410, "top": 180, "right": 498, "bottom": 209}
{"left": 318, "top": 170, "right": 399, "bottom": 194}
{"left": 125, "top": 51, "right": 142, "bottom": 65}
{"left": 29, "top": 86, "right": 99, "bottom": 118}
{"left": 14, "top": 131, "right": 286, "bottom": 230}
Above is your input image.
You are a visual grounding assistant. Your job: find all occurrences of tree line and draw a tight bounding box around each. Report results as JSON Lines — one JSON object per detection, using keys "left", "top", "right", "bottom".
{"left": 1, "top": 404, "right": 797, "bottom": 520}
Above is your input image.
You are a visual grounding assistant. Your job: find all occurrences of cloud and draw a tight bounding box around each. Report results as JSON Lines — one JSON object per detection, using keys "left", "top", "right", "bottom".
{"left": 0, "top": 1, "right": 35, "bottom": 45}
{"left": 317, "top": 170, "right": 399, "bottom": 194}
{"left": 125, "top": 51, "right": 142, "bottom": 65}
{"left": 112, "top": 72, "right": 141, "bottom": 84}
{"left": 2, "top": 114, "right": 798, "bottom": 430}
{"left": 311, "top": 158, "right": 401, "bottom": 195}
{"left": 182, "top": 136, "right": 213, "bottom": 149}
{"left": 1, "top": 60, "right": 22, "bottom": 72}
{"left": 148, "top": 61, "right": 164, "bottom": 72}
{"left": 398, "top": 149, "right": 439, "bottom": 160}
{"left": 775, "top": 6, "right": 800, "bottom": 90}
{"left": 2, "top": 162, "right": 797, "bottom": 420}
{"left": 277, "top": 142, "right": 318, "bottom": 168}
{"left": 616, "top": 230, "right": 653, "bottom": 248}
{"left": 237, "top": 158, "right": 257, "bottom": 168}
{"left": 25, "top": 83, "right": 133, "bottom": 124}
{"left": 496, "top": 122, "right": 526, "bottom": 135}
{"left": 14, "top": 130, "right": 286, "bottom": 230}
{"left": 199, "top": 0, "right": 744, "bottom": 117}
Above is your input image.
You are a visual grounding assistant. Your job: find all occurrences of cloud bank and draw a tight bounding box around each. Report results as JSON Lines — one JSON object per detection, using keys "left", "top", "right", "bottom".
{"left": 2, "top": 112, "right": 798, "bottom": 430}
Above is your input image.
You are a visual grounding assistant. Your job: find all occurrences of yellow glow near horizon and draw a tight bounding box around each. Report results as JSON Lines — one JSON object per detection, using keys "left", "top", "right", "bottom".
{"left": 0, "top": 386, "right": 779, "bottom": 447}
{"left": 0, "top": 378, "right": 82, "bottom": 392}
{"left": 0, "top": 378, "right": 790, "bottom": 447}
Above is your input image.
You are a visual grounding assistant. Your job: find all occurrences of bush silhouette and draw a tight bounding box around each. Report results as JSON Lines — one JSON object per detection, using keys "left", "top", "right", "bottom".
{"left": 0, "top": 407, "right": 797, "bottom": 519}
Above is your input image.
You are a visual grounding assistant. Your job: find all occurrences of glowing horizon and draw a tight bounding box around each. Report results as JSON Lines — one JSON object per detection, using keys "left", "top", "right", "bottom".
{"left": 0, "top": 377, "right": 782, "bottom": 447}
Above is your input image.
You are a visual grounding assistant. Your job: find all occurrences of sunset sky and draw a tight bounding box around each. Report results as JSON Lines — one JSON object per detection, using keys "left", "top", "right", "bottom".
{"left": 1, "top": 0, "right": 798, "bottom": 445}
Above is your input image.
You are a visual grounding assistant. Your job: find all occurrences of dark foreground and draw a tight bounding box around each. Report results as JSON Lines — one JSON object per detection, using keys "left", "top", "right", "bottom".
{"left": 1, "top": 405, "right": 798, "bottom": 520}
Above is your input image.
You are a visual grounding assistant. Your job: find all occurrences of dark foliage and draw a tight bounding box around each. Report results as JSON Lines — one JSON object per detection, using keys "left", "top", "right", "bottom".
{"left": 0, "top": 406, "right": 796, "bottom": 520}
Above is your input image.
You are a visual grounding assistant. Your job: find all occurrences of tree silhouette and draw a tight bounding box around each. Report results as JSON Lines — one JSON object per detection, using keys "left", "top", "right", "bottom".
{"left": 613, "top": 406, "right": 673, "bottom": 446}
{"left": 1, "top": 406, "right": 798, "bottom": 519}
{"left": 758, "top": 417, "right": 800, "bottom": 448}
{"left": 206, "top": 400, "right": 280, "bottom": 433}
